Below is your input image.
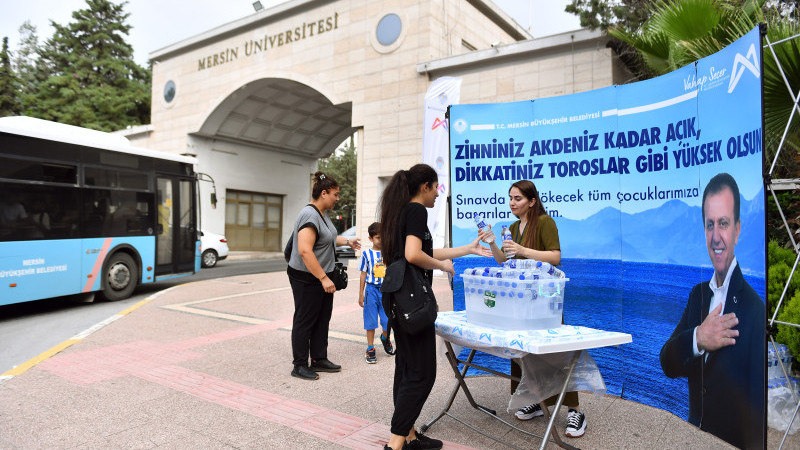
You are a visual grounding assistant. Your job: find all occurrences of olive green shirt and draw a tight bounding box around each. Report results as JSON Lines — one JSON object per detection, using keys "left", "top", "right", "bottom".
{"left": 508, "top": 214, "right": 560, "bottom": 254}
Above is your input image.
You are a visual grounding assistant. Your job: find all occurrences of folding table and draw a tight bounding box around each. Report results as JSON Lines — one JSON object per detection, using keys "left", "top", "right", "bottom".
{"left": 422, "top": 310, "right": 632, "bottom": 450}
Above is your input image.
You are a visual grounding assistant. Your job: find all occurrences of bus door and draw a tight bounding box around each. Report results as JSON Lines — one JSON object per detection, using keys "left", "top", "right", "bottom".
{"left": 155, "top": 176, "right": 197, "bottom": 276}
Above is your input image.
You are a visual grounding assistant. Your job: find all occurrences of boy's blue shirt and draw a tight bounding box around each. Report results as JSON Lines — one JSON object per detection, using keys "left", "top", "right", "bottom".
{"left": 359, "top": 248, "right": 384, "bottom": 286}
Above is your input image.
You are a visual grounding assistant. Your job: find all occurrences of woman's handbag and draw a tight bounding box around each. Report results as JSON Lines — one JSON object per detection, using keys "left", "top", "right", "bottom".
{"left": 327, "top": 261, "right": 348, "bottom": 291}
{"left": 381, "top": 257, "right": 437, "bottom": 335}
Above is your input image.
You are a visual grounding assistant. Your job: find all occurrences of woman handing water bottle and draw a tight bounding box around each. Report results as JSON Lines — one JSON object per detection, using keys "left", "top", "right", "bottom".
{"left": 478, "top": 180, "right": 560, "bottom": 266}
{"left": 477, "top": 180, "right": 587, "bottom": 439}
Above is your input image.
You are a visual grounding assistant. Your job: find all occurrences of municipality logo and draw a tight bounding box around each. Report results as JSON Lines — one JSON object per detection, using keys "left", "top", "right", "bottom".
{"left": 453, "top": 118, "right": 467, "bottom": 133}
{"left": 728, "top": 43, "right": 759, "bottom": 93}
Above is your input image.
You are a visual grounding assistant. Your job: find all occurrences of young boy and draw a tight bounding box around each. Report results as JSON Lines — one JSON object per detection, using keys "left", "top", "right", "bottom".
{"left": 358, "top": 222, "right": 394, "bottom": 363}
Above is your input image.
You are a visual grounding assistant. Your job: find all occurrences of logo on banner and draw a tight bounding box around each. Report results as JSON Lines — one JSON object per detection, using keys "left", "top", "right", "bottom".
{"left": 453, "top": 118, "right": 467, "bottom": 133}
{"left": 435, "top": 156, "right": 445, "bottom": 170}
{"left": 728, "top": 43, "right": 759, "bottom": 93}
{"left": 432, "top": 117, "right": 448, "bottom": 131}
{"left": 438, "top": 91, "right": 448, "bottom": 106}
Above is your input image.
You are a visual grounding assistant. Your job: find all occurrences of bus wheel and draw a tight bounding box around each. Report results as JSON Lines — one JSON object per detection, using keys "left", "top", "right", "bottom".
{"left": 101, "top": 252, "right": 138, "bottom": 301}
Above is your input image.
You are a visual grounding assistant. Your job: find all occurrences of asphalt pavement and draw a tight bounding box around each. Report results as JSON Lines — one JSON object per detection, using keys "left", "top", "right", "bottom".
{"left": 0, "top": 251, "right": 795, "bottom": 449}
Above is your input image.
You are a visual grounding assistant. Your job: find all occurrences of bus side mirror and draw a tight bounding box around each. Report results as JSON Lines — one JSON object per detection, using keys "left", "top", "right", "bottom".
{"left": 210, "top": 192, "right": 217, "bottom": 209}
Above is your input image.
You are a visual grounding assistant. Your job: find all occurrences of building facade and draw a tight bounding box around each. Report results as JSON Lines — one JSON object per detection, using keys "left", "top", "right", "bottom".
{"left": 130, "top": 0, "right": 628, "bottom": 251}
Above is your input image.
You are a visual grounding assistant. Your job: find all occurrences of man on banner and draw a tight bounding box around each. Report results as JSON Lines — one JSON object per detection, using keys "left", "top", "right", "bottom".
{"left": 660, "top": 173, "right": 765, "bottom": 449}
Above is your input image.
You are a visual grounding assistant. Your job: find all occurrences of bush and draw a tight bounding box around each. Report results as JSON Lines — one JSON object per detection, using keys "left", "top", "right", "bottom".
{"left": 768, "top": 240, "right": 800, "bottom": 320}
{"left": 777, "top": 290, "right": 800, "bottom": 361}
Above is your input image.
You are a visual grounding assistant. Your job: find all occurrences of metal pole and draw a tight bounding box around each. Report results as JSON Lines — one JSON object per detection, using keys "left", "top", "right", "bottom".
{"left": 539, "top": 351, "right": 580, "bottom": 450}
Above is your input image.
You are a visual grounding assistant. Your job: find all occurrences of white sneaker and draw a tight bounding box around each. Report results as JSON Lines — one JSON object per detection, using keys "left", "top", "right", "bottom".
{"left": 565, "top": 409, "right": 586, "bottom": 438}
{"left": 514, "top": 403, "right": 543, "bottom": 420}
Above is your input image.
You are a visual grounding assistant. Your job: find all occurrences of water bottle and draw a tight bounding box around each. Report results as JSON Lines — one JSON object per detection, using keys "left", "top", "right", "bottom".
{"left": 510, "top": 289, "right": 535, "bottom": 301}
{"left": 536, "top": 261, "right": 565, "bottom": 278}
{"left": 502, "top": 259, "right": 537, "bottom": 269}
{"left": 475, "top": 214, "right": 495, "bottom": 242}
{"left": 474, "top": 214, "right": 487, "bottom": 230}
{"left": 501, "top": 226, "right": 514, "bottom": 258}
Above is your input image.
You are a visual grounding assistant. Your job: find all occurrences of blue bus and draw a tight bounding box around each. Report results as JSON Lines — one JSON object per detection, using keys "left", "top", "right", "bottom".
{"left": 0, "top": 117, "right": 200, "bottom": 305}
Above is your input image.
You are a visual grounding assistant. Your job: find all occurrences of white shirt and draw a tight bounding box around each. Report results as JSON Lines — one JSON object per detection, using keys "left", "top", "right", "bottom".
{"left": 693, "top": 257, "right": 738, "bottom": 357}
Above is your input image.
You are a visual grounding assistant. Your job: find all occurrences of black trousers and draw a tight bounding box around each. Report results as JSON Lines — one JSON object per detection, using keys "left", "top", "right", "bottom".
{"left": 390, "top": 317, "right": 437, "bottom": 436}
{"left": 289, "top": 277, "right": 334, "bottom": 367}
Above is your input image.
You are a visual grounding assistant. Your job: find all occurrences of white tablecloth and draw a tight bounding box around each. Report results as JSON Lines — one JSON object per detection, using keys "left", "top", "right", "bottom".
{"left": 434, "top": 310, "right": 633, "bottom": 407}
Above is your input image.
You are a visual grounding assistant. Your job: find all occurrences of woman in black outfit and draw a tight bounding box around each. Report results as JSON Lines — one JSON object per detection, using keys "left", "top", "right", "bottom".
{"left": 380, "top": 164, "right": 490, "bottom": 450}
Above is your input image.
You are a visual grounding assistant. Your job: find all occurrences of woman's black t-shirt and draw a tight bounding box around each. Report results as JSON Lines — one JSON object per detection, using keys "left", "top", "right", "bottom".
{"left": 399, "top": 202, "right": 434, "bottom": 283}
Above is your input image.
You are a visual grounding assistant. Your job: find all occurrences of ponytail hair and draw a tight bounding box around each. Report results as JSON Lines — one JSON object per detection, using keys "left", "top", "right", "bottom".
{"left": 379, "top": 164, "right": 438, "bottom": 262}
{"left": 311, "top": 171, "right": 339, "bottom": 199}
{"left": 509, "top": 180, "right": 547, "bottom": 250}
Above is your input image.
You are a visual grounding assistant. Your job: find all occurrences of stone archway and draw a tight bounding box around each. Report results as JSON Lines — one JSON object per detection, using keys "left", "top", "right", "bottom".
{"left": 196, "top": 77, "right": 356, "bottom": 159}
{"left": 193, "top": 78, "right": 356, "bottom": 251}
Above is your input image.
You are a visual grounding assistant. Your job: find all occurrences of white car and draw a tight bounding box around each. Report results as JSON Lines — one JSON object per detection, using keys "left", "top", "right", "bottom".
{"left": 200, "top": 230, "right": 229, "bottom": 268}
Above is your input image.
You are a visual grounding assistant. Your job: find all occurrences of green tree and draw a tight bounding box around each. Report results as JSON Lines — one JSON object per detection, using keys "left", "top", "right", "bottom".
{"left": 29, "top": 0, "right": 151, "bottom": 131}
{"left": 565, "top": 0, "right": 795, "bottom": 31}
{"left": 0, "top": 37, "right": 21, "bottom": 117}
{"left": 318, "top": 135, "right": 357, "bottom": 232}
{"left": 13, "top": 21, "right": 45, "bottom": 104}
{"left": 565, "top": 0, "right": 655, "bottom": 31}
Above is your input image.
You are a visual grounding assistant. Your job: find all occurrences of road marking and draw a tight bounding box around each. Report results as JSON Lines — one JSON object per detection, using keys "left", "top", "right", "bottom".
{"left": 159, "top": 288, "right": 366, "bottom": 343}
{"left": 0, "top": 286, "right": 180, "bottom": 384}
{"left": 2, "top": 339, "right": 80, "bottom": 377}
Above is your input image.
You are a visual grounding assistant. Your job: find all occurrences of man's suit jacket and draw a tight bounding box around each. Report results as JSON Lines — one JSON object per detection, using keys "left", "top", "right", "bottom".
{"left": 660, "top": 264, "right": 765, "bottom": 449}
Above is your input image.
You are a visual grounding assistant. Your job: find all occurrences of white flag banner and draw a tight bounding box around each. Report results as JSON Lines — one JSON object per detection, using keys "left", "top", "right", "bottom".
{"left": 422, "top": 76, "right": 461, "bottom": 250}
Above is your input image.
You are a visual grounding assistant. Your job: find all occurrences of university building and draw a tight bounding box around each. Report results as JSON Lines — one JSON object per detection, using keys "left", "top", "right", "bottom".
{"left": 124, "top": 0, "right": 629, "bottom": 251}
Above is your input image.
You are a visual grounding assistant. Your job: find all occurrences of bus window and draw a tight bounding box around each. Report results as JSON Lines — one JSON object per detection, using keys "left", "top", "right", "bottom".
{"left": 82, "top": 189, "right": 155, "bottom": 238}
{"left": 0, "top": 156, "right": 77, "bottom": 184}
{"left": 0, "top": 183, "right": 79, "bottom": 242}
{"left": 84, "top": 166, "right": 148, "bottom": 190}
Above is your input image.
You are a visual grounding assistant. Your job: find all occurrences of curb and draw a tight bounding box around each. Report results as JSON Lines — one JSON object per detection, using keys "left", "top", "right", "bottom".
{"left": 0, "top": 285, "right": 183, "bottom": 386}
{"left": 226, "top": 251, "right": 283, "bottom": 261}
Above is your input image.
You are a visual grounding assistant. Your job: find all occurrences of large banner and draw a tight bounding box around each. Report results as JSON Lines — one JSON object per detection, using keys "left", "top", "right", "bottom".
{"left": 449, "top": 28, "right": 765, "bottom": 447}
{"left": 423, "top": 76, "right": 461, "bottom": 249}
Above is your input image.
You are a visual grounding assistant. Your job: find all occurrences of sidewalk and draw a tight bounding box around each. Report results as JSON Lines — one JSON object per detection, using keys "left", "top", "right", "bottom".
{"left": 0, "top": 267, "right": 794, "bottom": 449}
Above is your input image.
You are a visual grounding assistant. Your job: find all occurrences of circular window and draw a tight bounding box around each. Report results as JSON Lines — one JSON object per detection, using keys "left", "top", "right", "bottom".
{"left": 376, "top": 13, "right": 402, "bottom": 46}
{"left": 163, "top": 80, "right": 176, "bottom": 103}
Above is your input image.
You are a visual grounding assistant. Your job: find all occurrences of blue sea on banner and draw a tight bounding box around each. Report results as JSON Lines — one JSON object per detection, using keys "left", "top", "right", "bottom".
{"left": 452, "top": 257, "right": 766, "bottom": 421}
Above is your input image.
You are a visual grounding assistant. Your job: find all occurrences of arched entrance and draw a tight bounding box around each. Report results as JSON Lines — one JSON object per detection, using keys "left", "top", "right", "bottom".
{"left": 193, "top": 78, "right": 356, "bottom": 251}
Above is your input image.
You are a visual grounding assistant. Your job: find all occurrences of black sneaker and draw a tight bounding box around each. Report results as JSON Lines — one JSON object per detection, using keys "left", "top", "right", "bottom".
{"left": 565, "top": 409, "right": 586, "bottom": 438}
{"left": 381, "top": 335, "right": 395, "bottom": 355}
{"left": 515, "top": 403, "right": 544, "bottom": 420}
{"left": 290, "top": 365, "right": 318, "bottom": 380}
{"left": 404, "top": 432, "right": 442, "bottom": 450}
{"left": 310, "top": 358, "right": 341, "bottom": 372}
{"left": 366, "top": 347, "right": 377, "bottom": 364}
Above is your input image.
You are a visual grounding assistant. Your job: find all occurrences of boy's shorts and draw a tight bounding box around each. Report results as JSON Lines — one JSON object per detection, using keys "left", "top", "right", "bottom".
{"left": 363, "top": 283, "right": 388, "bottom": 331}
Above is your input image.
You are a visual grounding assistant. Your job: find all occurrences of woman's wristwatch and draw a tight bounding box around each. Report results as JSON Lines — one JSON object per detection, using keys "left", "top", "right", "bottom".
{"left": 345, "top": 237, "right": 350, "bottom": 246}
